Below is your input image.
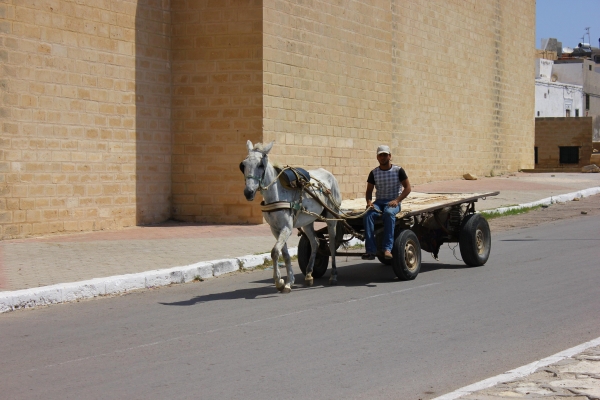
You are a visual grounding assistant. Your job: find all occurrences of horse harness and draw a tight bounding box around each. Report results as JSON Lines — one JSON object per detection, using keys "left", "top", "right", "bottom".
{"left": 257, "top": 166, "right": 365, "bottom": 241}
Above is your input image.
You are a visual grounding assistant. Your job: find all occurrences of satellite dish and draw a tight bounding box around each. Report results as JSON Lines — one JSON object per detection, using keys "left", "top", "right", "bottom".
{"left": 562, "top": 47, "right": 573, "bottom": 54}
{"left": 551, "top": 74, "right": 558, "bottom": 82}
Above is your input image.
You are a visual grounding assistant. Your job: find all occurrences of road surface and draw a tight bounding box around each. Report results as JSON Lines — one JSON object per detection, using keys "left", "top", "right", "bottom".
{"left": 0, "top": 215, "right": 598, "bottom": 399}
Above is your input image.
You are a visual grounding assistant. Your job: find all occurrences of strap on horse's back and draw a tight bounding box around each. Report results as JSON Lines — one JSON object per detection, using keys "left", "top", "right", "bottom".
{"left": 278, "top": 167, "right": 311, "bottom": 189}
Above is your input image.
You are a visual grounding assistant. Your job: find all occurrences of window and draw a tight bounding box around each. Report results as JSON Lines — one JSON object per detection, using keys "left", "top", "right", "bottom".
{"left": 586, "top": 94, "right": 590, "bottom": 110}
{"left": 534, "top": 147, "right": 538, "bottom": 164}
{"left": 565, "top": 109, "right": 571, "bottom": 117}
{"left": 589, "top": 65, "right": 592, "bottom": 71}
{"left": 537, "top": 111, "right": 540, "bottom": 116}
{"left": 559, "top": 147, "right": 579, "bottom": 164}
{"left": 575, "top": 109, "right": 579, "bottom": 117}
{"left": 544, "top": 93, "right": 547, "bottom": 98}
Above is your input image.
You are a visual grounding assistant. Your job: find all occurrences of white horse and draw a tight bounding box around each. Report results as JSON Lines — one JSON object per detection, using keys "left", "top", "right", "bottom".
{"left": 240, "top": 140, "right": 342, "bottom": 292}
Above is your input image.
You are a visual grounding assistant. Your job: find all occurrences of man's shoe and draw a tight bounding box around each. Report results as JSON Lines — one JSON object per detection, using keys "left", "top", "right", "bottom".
{"left": 384, "top": 250, "right": 393, "bottom": 260}
{"left": 361, "top": 253, "right": 376, "bottom": 260}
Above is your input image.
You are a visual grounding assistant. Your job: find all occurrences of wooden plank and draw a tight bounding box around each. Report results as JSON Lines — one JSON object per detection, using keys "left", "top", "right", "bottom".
{"left": 340, "top": 192, "right": 499, "bottom": 218}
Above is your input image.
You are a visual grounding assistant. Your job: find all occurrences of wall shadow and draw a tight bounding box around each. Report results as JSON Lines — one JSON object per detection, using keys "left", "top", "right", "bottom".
{"left": 134, "top": 0, "right": 173, "bottom": 226}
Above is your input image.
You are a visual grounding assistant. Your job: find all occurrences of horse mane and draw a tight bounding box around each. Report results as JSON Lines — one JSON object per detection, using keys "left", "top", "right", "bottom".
{"left": 253, "top": 142, "right": 268, "bottom": 152}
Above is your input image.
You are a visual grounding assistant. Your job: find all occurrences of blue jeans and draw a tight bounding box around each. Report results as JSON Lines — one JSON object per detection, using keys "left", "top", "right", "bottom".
{"left": 363, "top": 199, "right": 400, "bottom": 254}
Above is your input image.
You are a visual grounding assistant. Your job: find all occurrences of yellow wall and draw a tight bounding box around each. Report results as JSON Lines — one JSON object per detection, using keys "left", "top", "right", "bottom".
{"left": 170, "top": 0, "right": 263, "bottom": 223}
{"left": 262, "top": 0, "right": 535, "bottom": 202}
{"left": 392, "top": 0, "right": 535, "bottom": 184}
{"left": 535, "top": 117, "right": 593, "bottom": 168}
{"left": 0, "top": 0, "right": 536, "bottom": 237}
{"left": 263, "top": 0, "right": 393, "bottom": 200}
{"left": 0, "top": 0, "right": 171, "bottom": 238}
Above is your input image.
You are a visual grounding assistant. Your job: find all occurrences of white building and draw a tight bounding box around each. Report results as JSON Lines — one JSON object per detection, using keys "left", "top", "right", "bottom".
{"left": 535, "top": 58, "right": 584, "bottom": 118}
{"left": 553, "top": 58, "right": 600, "bottom": 140}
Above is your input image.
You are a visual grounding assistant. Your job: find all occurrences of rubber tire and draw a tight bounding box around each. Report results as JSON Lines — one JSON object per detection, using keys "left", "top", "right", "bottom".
{"left": 375, "top": 232, "right": 393, "bottom": 265}
{"left": 459, "top": 214, "right": 491, "bottom": 267}
{"left": 391, "top": 230, "right": 421, "bottom": 281}
{"left": 298, "top": 233, "right": 329, "bottom": 279}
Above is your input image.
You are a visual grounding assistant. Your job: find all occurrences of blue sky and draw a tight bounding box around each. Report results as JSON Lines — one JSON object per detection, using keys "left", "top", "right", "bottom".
{"left": 536, "top": 0, "right": 600, "bottom": 49}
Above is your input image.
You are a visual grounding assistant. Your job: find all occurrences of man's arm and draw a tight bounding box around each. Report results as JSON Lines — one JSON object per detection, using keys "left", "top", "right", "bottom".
{"left": 387, "top": 178, "right": 411, "bottom": 207}
{"left": 365, "top": 182, "right": 375, "bottom": 209}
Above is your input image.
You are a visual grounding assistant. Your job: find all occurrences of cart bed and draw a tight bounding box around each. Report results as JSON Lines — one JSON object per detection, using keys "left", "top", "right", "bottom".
{"left": 340, "top": 191, "right": 499, "bottom": 219}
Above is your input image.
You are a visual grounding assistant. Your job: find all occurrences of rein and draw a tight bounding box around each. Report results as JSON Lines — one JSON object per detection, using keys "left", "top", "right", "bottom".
{"left": 243, "top": 152, "right": 287, "bottom": 192}
{"left": 243, "top": 156, "right": 365, "bottom": 240}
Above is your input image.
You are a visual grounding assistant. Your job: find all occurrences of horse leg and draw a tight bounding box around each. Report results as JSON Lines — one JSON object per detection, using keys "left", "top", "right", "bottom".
{"left": 326, "top": 219, "right": 338, "bottom": 286}
{"left": 300, "top": 224, "right": 319, "bottom": 287}
{"left": 281, "top": 243, "right": 294, "bottom": 289}
{"left": 272, "top": 226, "right": 292, "bottom": 293}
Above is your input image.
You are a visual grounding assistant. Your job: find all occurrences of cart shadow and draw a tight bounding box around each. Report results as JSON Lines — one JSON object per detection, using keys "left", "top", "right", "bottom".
{"left": 419, "top": 261, "right": 473, "bottom": 273}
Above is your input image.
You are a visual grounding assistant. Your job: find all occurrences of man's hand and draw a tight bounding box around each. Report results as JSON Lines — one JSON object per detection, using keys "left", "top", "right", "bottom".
{"left": 387, "top": 199, "right": 399, "bottom": 208}
{"left": 366, "top": 200, "right": 373, "bottom": 209}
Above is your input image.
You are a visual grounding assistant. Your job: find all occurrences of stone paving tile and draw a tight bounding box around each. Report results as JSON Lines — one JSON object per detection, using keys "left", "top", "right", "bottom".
{"left": 460, "top": 346, "right": 600, "bottom": 399}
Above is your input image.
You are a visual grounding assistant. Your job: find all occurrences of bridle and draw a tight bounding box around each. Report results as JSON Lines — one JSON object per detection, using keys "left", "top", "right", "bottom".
{"left": 241, "top": 151, "right": 270, "bottom": 192}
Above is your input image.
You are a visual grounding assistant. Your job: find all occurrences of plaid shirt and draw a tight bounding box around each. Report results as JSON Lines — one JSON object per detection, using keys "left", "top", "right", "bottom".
{"left": 368, "top": 165, "right": 407, "bottom": 201}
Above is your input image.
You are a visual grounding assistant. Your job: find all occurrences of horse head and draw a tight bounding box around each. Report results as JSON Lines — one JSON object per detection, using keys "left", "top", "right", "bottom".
{"left": 239, "top": 140, "right": 274, "bottom": 201}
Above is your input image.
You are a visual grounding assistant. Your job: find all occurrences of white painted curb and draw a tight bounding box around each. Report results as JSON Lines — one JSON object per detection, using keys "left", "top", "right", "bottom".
{"left": 433, "top": 336, "right": 600, "bottom": 400}
{"left": 483, "top": 186, "right": 600, "bottom": 216}
{"left": 1, "top": 188, "right": 598, "bottom": 314}
{"left": 0, "top": 249, "right": 299, "bottom": 314}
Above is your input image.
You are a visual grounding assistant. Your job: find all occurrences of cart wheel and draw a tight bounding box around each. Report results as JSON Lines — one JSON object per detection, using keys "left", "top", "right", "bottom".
{"left": 391, "top": 230, "right": 421, "bottom": 281}
{"left": 376, "top": 232, "right": 392, "bottom": 265}
{"left": 459, "top": 214, "right": 491, "bottom": 267}
{"left": 298, "top": 233, "right": 329, "bottom": 279}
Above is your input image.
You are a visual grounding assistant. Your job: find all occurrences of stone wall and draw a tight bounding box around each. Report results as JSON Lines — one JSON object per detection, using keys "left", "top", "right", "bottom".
{"left": 0, "top": 0, "right": 171, "bottom": 239}
{"left": 535, "top": 117, "right": 593, "bottom": 168}
{"left": 262, "top": 0, "right": 535, "bottom": 202}
{"left": 171, "top": 0, "right": 263, "bottom": 223}
{"left": 392, "top": 0, "right": 535, "bottom": 184}
{"left": 263, "top": 0, "right": 393, "bottom": 200}
{"left": 1, "top": 0, "right": 536, "bottom": 236}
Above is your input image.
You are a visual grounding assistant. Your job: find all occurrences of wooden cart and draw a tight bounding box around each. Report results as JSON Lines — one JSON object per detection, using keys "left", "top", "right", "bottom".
{"left": 297, "top": 192, "right": 499, "bottom": 281}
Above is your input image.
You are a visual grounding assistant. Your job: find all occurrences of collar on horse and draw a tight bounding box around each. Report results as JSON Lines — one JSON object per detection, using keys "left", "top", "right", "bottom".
{"left": 256, "top": 166, "right": 310, "bottom": 213}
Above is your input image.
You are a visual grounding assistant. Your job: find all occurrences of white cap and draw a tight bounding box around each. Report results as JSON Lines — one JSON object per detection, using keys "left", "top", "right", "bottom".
{"left": 377, "top": 145, "right": 391, "bottom": 155}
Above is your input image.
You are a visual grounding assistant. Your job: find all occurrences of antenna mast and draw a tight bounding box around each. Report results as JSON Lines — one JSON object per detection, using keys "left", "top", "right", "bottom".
{"left": 584, "top": 27, "right": 590, "bottom": 45}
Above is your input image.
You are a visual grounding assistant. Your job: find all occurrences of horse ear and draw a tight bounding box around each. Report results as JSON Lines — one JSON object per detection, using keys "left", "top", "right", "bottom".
{"left": 262, "top": 141, "right": 274, "bottom": 154}
{"left": 239, "top": 161, "right": 245, "bottom": 174}
{"left": 246, "top": 140, "right": 253, "bottom": 153}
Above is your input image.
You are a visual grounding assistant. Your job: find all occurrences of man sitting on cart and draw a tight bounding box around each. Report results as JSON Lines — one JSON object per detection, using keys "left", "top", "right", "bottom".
{"left": 362, "top": 145, "right": 412, "bottom": 261}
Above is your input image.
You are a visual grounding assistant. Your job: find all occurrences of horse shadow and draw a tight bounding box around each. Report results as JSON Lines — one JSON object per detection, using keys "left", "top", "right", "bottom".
{"left": 158, "top": 285, "right": 280, "bottom": 306}
{"left": 158, "top": 260, "right": 469, "bottom": 306}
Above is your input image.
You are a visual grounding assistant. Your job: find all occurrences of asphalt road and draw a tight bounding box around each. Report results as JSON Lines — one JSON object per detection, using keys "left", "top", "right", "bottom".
{"left": 1, "top": 215, "right": 599, "bottom": 400}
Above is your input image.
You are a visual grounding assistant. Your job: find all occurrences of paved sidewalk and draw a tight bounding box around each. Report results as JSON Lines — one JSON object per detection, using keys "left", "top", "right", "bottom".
{"left": 1, "top": 171, "right": 599, "bottom": 293}
{"left": 435, "top": 340, "right": 600, "bottom": 400}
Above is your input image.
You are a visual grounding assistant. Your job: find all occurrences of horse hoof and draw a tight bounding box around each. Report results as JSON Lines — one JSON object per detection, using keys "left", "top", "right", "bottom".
{"left": 329, "top": 278, "right": 338, "bottom": 286}
{"left": 281, "top": 284, "right": 292, "bottom": 293}
{"left": 275, "top": 279, "right": 285, "bottom": 290}
{"left": 305, "top": 278, "right": 313, "bottom": 287}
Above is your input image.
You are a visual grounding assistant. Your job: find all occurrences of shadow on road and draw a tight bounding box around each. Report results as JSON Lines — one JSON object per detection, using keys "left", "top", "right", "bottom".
{"left": 158, "top": 285, "right": 280, "bottom": 306}
{"left": 500, "top": 239, "right": 600, "bottom": 241}
{"left": 159, "top": 259, "right": 468, "bottom": 306}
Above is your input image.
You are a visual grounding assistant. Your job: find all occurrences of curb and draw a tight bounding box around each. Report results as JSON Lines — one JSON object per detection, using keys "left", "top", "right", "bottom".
{"left": 0, "top": 249, "right": 297, "bottom": 314}
{"left": 1, "top": 187, "right": 599, "bottom": 314}
{"left": 432, "top": 335, "right": 600, "bottom": 400}
{"left": 482, "top": 187, "right": 600, "bottom": 215}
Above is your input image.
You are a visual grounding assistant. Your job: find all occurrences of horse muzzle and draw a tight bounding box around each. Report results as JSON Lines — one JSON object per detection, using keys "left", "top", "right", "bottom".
{"left": 244, "top": 187, "right": 256, "bottom": 201}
